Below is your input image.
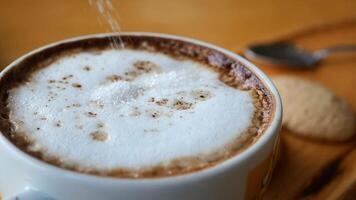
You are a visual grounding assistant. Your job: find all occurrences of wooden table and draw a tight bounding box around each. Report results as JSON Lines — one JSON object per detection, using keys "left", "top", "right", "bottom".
{"left": 0, "top": 0, "right": 355, "bottom": 199}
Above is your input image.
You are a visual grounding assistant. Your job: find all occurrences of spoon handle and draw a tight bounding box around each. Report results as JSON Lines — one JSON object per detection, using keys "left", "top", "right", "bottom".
{"left": 314, "top": 45, "right": 356, "bottom": 59}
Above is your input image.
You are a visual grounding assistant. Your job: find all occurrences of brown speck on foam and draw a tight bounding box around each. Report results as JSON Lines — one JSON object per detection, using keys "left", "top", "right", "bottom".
{"left": 122, "top": 61, "right": 161, "bottom": 81}
{"left": 133, "top": 60, "right": 161, "bottom": 73}
{"left": 97, "top": 122, "right": 105, "bottom": 129}
{"left": 192, "top": 90, "right": 213, "bottom": 101}
{"left": 149, "top": 97, "right": 155, "bottom": 102}
{"left": 130, "top": 110, "right": 141, "bottom": 117}
{"left": 83, "top": 66, "right": 91, "bottom": 71}
{"left": 151, "top": 111, "right": 161, "bottom": 118}
{"left": 172, "top": 100, "right": 193, "bottom": 110}
{"left": 72, "top": 103, "right": 81, "bottom": 107}
{"left": 36, "top": 127, "right": 40, "bottom": 130}
{"left": 86, "top": 112, "right": 97, "bottom": 117}
{"left": 48, "top": 80, "right": 55, "bottom": 83}
{"left": 54, "top": 121, "right": 62, "bottom": 127}
{"left": 90, "top": 131, "right": 108, "bottom": 142}
{"left": 126, "top": 71, "right": 140, "bottom": 78}
{"left": 62, "top": 74, "right": 73, "bottom": 80}
{"left": 155, "top": 98, "right": 168, "bottom": 106}
{"left": 72, "top": 83, "right": 82, "bottom": 88}
{"left": 106, "top": 75, "right": 122, "bottom": 82}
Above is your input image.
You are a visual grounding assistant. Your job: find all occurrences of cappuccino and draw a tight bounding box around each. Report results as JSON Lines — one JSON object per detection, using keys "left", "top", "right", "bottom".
{"left": 0, "top": 35, "right": 273, "bottom": 178}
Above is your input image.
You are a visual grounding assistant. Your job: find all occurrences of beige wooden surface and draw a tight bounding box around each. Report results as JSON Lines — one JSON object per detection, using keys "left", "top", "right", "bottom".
{"left": 0, "top": 0, "right": 355, "bottom": 199}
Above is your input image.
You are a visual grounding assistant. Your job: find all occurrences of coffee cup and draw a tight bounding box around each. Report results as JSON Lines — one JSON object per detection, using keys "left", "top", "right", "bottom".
{"left": 0, "top": 32, "right": 282, "bottom": 200}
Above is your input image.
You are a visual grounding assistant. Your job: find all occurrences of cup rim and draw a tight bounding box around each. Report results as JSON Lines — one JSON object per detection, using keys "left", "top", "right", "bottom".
{"left": 0, "top": 32, "right": 282, "bottom": 185}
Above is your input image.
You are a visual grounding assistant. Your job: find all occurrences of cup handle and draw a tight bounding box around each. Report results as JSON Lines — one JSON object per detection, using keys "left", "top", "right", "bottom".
{"left": 6, "top": 187, "right": 55, "bottom": 200}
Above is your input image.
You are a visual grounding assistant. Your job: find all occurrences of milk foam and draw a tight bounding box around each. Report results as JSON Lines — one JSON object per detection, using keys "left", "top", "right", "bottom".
{"left": 8, "top": 49, "right": 255, "bottom": 170}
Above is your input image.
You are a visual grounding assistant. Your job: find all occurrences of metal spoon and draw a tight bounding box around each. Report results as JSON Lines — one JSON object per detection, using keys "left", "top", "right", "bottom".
{"left": 244, "top": 43, "right": 356, "bottom": 68}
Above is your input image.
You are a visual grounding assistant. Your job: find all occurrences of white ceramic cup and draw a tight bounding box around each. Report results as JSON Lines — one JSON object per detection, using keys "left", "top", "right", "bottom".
{"left": 0, "top": 33, "right": 282, "bottom": 200}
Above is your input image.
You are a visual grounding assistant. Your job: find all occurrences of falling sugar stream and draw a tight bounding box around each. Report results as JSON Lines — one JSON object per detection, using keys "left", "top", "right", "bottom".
{"left": 89, "top": 0, "right": 125, "bottom": 48}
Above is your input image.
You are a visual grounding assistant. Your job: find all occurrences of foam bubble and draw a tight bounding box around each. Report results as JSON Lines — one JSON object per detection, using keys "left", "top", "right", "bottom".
{"left": 8, "top": 49, "right": 255, "bottom": 171}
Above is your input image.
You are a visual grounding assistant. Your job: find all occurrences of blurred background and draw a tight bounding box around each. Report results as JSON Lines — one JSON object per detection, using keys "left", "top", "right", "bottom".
{"left": 0, "top": 1, "right": 355, "bottom": 64}
{"left": 0, "top": 0, "right": 355, "bottom": 199}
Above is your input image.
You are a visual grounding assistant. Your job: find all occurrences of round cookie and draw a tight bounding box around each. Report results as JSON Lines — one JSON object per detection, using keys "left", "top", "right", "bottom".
{"left": 272, "top": 76, "right": 355, "bottom": 141}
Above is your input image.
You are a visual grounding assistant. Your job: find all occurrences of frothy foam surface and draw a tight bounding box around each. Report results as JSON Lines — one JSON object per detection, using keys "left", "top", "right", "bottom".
{"left": 8, "top": 49, "right": 255, "bottom": 172}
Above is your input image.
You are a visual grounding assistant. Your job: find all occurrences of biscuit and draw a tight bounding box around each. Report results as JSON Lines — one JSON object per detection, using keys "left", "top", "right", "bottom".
{"left": 272, "top": 76, "right": 355, "bottom": 141}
